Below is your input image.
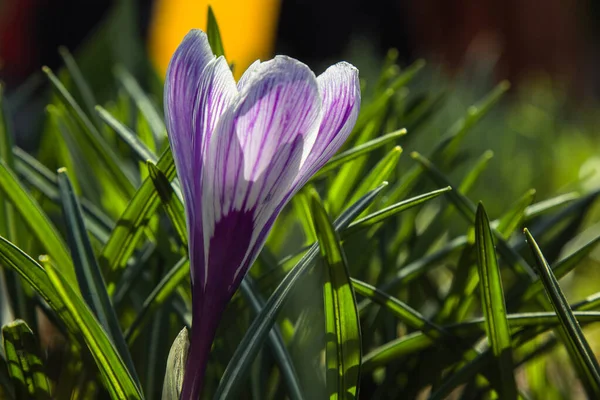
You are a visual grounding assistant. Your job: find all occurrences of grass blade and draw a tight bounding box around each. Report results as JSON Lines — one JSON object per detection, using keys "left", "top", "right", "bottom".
{"left": 100, "top": 148, "right": 176, "bottom": 283}
{"left": 438, "top": 81, "right": 510, "bottom": 162}
{"left": 0, "top": 83, "right": 30, "bottom": 322}
{"left": 13, "top": 148, "right": 113, "bottom": 242}
{"left": 310, "top": 190, "right": 362, "bottom": 399}
{"left": 524, "top": 192, "right": 580, "bottom": 219}
{"left": 43, "top": 67, "right": 136, "bottom": 197}
{"left": 0, "top": 160, "right": 77, "bottom": 287}
{"left": 496, "top": 189, "right": 536, "bottom": 239}
{"left": 2, "top": 320, "right": 51, "bottom": 400}
{"left": 343, "top": 186, "right": 451, "bottom": 237}
{"left": 57, "top": 169, "right": 140, "bottom": 388}
{"left": 346, "top": 146, "right": 402, "bottom": 210}
{"left": 313, "top": 129, "right": 406, "bottom": 179}
{"left": 147, "top": 161, "right": 186, "bottom": 246}
{"left": 0, "top": 236, "right": 141, "bottom": 399}
{"left": 413, "top": 151, "right": 537, "bottom": 281}
{"left": 520, "top": 234, "right": 600, "bottom": 303}
{"left": 41, "top": 257, "right": 143, "bottom": 399}
{"left": 240, "top": 277, "right": 305, "bottom": 400}
{"left": 524, "top": 228, "right": 600, "bottom": 396}
{"left": 96, "top": 105, "right": 158, "bottom": 163}
{"left": 58, "top": 47, "right": 102, "bottom": 129}
{"left": 214, "top": 183, "right": 387, "bottom": 400}
{"left": 125, "top": 257, "right": 189, "bottom": 346}
{"left": 114, "top": 66, "right": 166, "bottom": 142}
{"left": 207, "top": 6, "right": 226, "bottom": 58}
{"left": 475, "top": 204, "right": 517, "bottom": 399}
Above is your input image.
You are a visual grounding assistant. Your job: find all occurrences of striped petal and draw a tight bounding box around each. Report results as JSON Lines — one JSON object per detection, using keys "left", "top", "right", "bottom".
{"left": 200, "top": 55, "right": 322, "bottom": 294}
{"left": 293, "top": 61, "right": 361, "bottom": 190}
{"left": 164, "top": 30, "right": 214, "bottom": 177}
{"left": 237, "top": 59, "right": 261, "bottom": 91}
{"left": 164, "top": 30, "right": 237, "bottom": 287}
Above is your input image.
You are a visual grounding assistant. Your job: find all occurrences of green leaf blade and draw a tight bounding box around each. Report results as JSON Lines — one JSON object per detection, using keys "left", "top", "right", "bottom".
{"left": 524, "top": 228, "right": 600, "bottom": 397}
{"left": 207, "top": 6, "right": 226, "bottom": 58}
{"left": 310, "top": 191, "right": 362, "bottom": 399}
{"left": 214, "top": 183, "right": 386, "bottom": 400}
{"left": 2, "top": 320, "right": 51, "bottom": 400}
{"left": 0, "top": 160, "right": 77, "bottom": 288}
{"left": 57, "top": 169, "right": 140, "bottom": 389}
{"left": 475, "top": 203, "right": 517, "bottom": 399}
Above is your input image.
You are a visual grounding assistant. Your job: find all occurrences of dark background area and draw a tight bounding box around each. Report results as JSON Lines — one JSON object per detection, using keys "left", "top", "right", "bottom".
{"left": 1, "top": 0, "right": 599, "bottom": 94}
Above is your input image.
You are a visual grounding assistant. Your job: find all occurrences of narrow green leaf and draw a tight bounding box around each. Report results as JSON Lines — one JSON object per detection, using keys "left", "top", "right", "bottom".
{"left": 524, "top": 192, "right": 580, "bottom": 220}
{"left": 2, "top": 320, "right": 51, "bottom": 400}
{"left": 310, "top": 191, "right": 361, "bottom": 399}
{"left": 58, "top": 47, "right": 102, "bottom": 129}
{"left": 343, "top": 186, "right": 451, "bottom": 237}
{"left": 373, "top": 49, "right": 399, "bottom": 93}
{"left": 313, "top": 129, "right": 406, "bottom": 179}
{"left": 413, "top": 151, "right": 537, "bottom": 281}
{"left": 147, "top": 161, "right": 186, "bottom": 246}
{"left": 412, "top": 151, "right": 475, "bottom": 219}
{"left": 382, "top": 82, "right": 507, "bottom": 207}
{"left": 475, "top": 204, "right": 517, "bottom": 399}
{"left": 114, "top": 66, "right": 166, "bottom": 142}
{"left": 496, "top": 189, "right": 536, "bottom": 238}
{"left": 0, "top": 236, "right": 141, "bottom": 399}
{"left": 346, "top": 146, "right": 402, "bottom": 210}
{"left": 96, "top": 105, "right": 158, "bottom": 163}
{"left": 125, "top": 257, "right": 189, "bottom": 346}
{"left": 41, "top": 257, "right": 143, "bottom": 399}
{"left": 292, "top": 187, "right": 317, "bottom": 245}
{"left": 439, "top": 81, "right": 510, "bottom": 162}
{"left": 362, "top": 311, "right": 600, "bottom": 372}
{"left": 524, "top": 228, "right": 600, "bottom": 396}
{"left": 240, "top": 278, "right": 305, "bottom": 400}
{"left": 267, "top": 186, "right": 452, "bottom": 296}
{"left": 375, "top": 235, "right": 468, "bottom": 295}
{"left": 388, "top": 59, "right": 426, "bottom": 92}
{"left": 214, "top": 183, "right": 387, "bottom": 400}
{"left": 44, "top": 104, "right": 100, "bottom": 200}
{"left": 458, "top": 150, "right": 494, "bottom": 194}
{"left": 352, "top": 89, "right": 394, "bottom": 135}
{"left": 207, "top": 6, "right": 226, "bottom": 58}
{"left": 520, "top": 234, "right": 600, "bottom": 303}
{"left": 13, "top": 148, "right": 113, "bottom": 243}
{"left": 100, "top": 148, "right": 176, "bottom": 283}
{"left": 352, "top": 278, "right": 445, "bottom": 336}
{"left": 57, "top": 169, "right": 140, "bottom": 388}
{"left": 0, "top": 349, "right": 15, "bottom": 400}
{"left": 43, "top": 67, "right": 135, "bottom": 197}
{"left": 0, "top": 84, "right": 29, "bottom": 322}
{"left": 0, "top": 160, "right": 77, "bottom": 287}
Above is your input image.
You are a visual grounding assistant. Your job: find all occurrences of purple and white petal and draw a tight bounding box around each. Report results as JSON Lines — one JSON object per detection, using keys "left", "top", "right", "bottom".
{"left": 165, "top": 30, "right": 239, "bottom": 287}
{"left": 236, "top": 59, "right": 261, "bottom": 91}
{"left": 200, "top": 55, "right": 322, "bottom": 294}
{"left": 164, "top": 30, "right": 214, "bottom": 176}
{"left": 292, "top": 61, "right": 360, "bottom": 191}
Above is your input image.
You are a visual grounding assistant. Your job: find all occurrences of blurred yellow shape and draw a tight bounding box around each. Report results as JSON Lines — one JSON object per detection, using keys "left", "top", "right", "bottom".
{"left": 149, "top": 0, "right": 281, "bottom": 80}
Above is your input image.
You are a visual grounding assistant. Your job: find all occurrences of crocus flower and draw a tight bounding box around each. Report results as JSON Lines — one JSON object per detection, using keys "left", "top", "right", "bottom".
{"left": 164, "top": 29, "right": 360, "bottom": 399}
